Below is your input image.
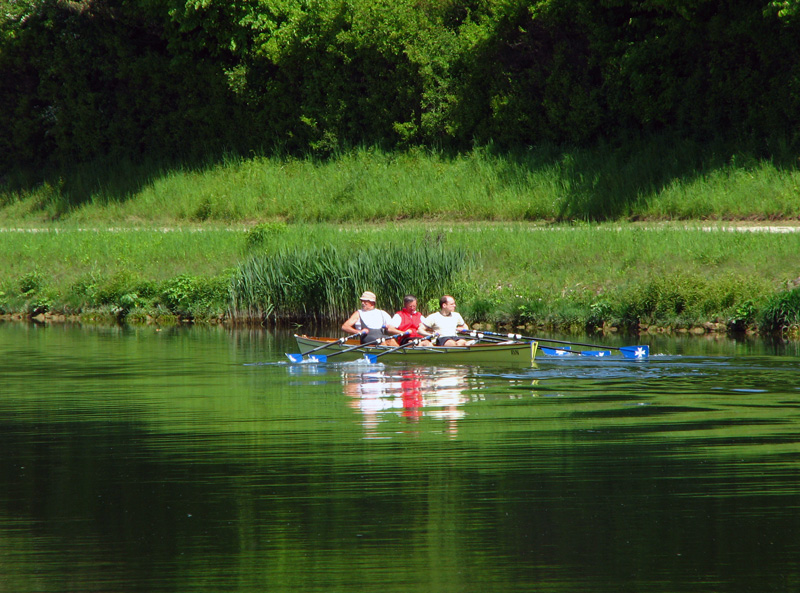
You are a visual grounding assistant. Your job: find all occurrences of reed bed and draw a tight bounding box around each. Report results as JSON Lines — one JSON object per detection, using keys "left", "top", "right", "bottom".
{"left": 229, "top": 242, "right": 472, "bottom": 322}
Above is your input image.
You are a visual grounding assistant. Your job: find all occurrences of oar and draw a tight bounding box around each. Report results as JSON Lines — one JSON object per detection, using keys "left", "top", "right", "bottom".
{"left": 479, "top": 337, "right": 608, "bottom": 357}
{"left": 540, "top": 345, "right": 614, "bottom": 357}
{"left": 460, "top": 330, "right": 648, "bottom": 359}
{"left": 285, "top": 335, "right": 350, "bottom": 363}
{"left": 362, "top": 337, "right": 421, "bottom": 364}
{"left": 303, "top": 331, "right": 411, "bottom": 363}
{"left": 361, "top": 332, "right": 442, "bottom": 363}
{"left": 540, "top": 345, "right": 572, "bottom": 356}
{"left": 467, "top": 332, "right": 608, "bottom": 357}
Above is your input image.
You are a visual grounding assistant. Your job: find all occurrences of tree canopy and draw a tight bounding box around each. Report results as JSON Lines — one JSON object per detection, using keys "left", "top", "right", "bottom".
{"left": 2, "top": 0, "right": 798, "bottom": 173}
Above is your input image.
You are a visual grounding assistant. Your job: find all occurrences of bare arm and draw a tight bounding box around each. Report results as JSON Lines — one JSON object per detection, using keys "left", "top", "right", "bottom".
{"left": 384, "top": 323, "right": 403, "bottom": 336}
{"left": 342, "top": 311, "right": 363, "bottom": 335}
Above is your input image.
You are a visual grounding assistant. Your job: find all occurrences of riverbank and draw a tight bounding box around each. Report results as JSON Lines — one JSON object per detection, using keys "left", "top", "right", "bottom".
{"left": 3, "top": 141, "right": 799, "bottom": 336}
{"left": 0, "top": 311, "right": 755, "bottom": 339}
{"left": 1, "top": 222, "right": 799, "bottom": 337}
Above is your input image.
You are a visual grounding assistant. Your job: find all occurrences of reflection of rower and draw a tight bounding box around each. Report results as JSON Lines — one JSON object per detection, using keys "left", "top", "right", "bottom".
{"left": 342, "top": 371, "right": 402, "bottom": 410}
{"left": 424, "top": 370, "right": 468, "bottom": 433}
{"left": 340, "top": 367, "right": 471, "bottom": 434}
{"left": 341, "top": 371, "right": 403, "bottom": 435}
{"left": 400, "top": 369, "right": 423, "bottom": 420}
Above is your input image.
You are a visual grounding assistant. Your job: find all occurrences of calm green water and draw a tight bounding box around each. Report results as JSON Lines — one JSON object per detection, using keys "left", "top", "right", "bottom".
{"left": 2, "top": 323, "right": 800, "bottom": 593}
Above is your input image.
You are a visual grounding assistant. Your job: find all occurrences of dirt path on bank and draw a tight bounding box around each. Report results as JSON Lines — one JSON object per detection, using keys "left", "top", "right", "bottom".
{"left": 1, "top": 221, "right": 800, "bottom": 233}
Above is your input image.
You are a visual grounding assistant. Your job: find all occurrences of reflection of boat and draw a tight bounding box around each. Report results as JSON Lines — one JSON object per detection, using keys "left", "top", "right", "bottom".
{"left": 342, "top": 368, "right": 469, "bottom": 435}
{"left": 294, "top": 335, "right": 538, "bottom": 364}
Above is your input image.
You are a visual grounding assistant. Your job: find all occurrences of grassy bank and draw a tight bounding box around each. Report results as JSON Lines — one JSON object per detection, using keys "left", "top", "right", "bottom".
{"left": 3, "top": 138, "right": 800, "bottom": 335}
{"left": 1, "top": 223, "right": 799, "bottom": 337}
{"left": 3, "top": 138, "right": 800, "bottom": 224}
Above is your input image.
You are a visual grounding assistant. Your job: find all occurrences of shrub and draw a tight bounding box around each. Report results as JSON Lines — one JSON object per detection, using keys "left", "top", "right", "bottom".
{"left": 160, "top": 275, "right": 230, "bottom": 319}
{"left": 464, "top": 296, "right": 503, "bottom": 324}
{"left": 586, "top": 300, "right": 614, "bottom": 331}
{"left": 619, "top": 274, "right": 707, "bottom": 326}
{"left": 760, "top": 288, "right": 800, "bottom": 334}
{"left": 18, "top": 271, "right": 45, "bottom": 295}
{"left": 245, "top": 222, "right": 289, "bottom": 252}
{"left": 728, "top": 299, "right": 758, "bottom": 332}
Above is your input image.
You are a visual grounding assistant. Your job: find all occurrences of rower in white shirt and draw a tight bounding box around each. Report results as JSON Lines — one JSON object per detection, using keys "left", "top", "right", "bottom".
{"left": 422, "top": 295, "right": 469, "bottom": 347}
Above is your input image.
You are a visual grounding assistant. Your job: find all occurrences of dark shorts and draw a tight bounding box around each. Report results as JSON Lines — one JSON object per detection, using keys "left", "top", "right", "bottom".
{"left": 360, "top": 328, "right": 385, "bottom": 344}
{"left": 436, "top": 336, "right": 458, "bottom": 346}
{"left": 399, "top": 335, "right": 420, "bottom": 345}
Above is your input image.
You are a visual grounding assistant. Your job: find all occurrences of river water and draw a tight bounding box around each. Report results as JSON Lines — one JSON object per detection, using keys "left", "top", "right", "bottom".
{"left": 1, "top": 323, "right": 799, "bottom": 593}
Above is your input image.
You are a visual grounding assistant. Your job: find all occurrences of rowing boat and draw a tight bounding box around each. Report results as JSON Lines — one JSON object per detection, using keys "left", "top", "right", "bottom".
{"left": 294, "top": 335, "right": 538, "bottom": 364}
{"left": 293, "top": 335, "right": 538, "bottom": 364}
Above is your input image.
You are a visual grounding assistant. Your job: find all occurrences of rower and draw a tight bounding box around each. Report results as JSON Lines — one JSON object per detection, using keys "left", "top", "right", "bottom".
{"left": 390, "top": 295, "right": 434, "bottom": 347}
{"left": 422, "top": 295, "right": 469, "bottom": 346}
{"left": 342, "top": 291, "right": 402, "bottom": 347}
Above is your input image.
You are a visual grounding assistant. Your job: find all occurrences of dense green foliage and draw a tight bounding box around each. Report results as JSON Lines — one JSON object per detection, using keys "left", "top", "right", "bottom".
{"left": 2, "top": 0, "right": 799, "bottom": 180}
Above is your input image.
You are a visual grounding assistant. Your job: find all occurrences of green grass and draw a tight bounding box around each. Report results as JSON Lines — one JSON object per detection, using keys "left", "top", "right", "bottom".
{"left": 2, "top": 135, "right": 800, "bottom": 332}
{"left": 0, "top": 227, "right": 241, "bottom": 285}
{"left": 1, "top": 223, "right": 799, "bottom": 334}
{"left": 441, "top": 224, "right": 797, "bottom": 332}
{"left": 0, "top": 227, "right": 242, "bottom": 322}
{"left": 641, "top": 161, "right": 800, "bottom": 219}
{"left": 2, "top": 137, "right": 799, "bottom": 225}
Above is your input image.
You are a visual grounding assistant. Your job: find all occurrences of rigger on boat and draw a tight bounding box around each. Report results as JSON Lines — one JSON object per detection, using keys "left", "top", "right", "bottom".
{"left": 287, "top": 334, "right": 539, "bottom": 364}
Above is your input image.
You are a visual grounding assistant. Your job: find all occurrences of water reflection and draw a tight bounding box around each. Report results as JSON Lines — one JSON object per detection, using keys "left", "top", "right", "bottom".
{"left": 4, "top": 324, "right": 800, "bottom": 593}
{"left": 284, "top": 359, "right": 549, "bottom": 439}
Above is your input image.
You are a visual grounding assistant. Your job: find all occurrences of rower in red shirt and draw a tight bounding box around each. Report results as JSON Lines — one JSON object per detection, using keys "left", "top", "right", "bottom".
{"left": 391, "top": 295, "right": 434, "bottom": 346}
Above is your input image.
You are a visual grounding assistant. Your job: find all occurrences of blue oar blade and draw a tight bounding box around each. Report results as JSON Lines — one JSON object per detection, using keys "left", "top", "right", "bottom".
{"left": 363, "top": 353, "right": 378, "bottom": 364}
{"left": 579, "top": 350, "right": 612, "bottom": 357}
{"left": 620, "top": 345, "right": 649, "bottom": 359}
{"left": 285, "top": 353, "right": 304, "bottom": 363}
{"left": 541, "top": 346, "right": 572, "bottom": 356}
{"left": 307, "top": 354, "right": 327, "bottom": 363}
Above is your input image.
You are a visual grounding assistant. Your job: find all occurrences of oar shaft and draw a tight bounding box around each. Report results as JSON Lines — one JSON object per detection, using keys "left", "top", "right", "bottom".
{"left": 286, "top": 335, "right": 351, "bottom": 362}
{"left": 461, "top": 330, "right": 648, "bottom": 359}
{"left": 305, "top": 335, "right": 348, "bottom": 354}
{"left": 329, "top": 336, "right": 390, "bottom": 357}
{"left": 364, "top": 338, "right": 419, "bottom": 362}
{"left": 319, "top": 330, "right": 412, "bottom": 360}
{"left": 464, "top": 329, "right": 621, "bottom": 352}
{"left": 466, "top": 333, "right": 513, "bottom": 343}
{"left": 363, "top": 332, "right": 443, "bottom": 362}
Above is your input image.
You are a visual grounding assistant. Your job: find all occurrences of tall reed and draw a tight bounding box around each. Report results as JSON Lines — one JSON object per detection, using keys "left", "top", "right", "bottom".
{"left": 229, "top": 242, "right": 472, "bottom": 322}
{"left": 760, "top": 287, "right": 800, "bottom": 335}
